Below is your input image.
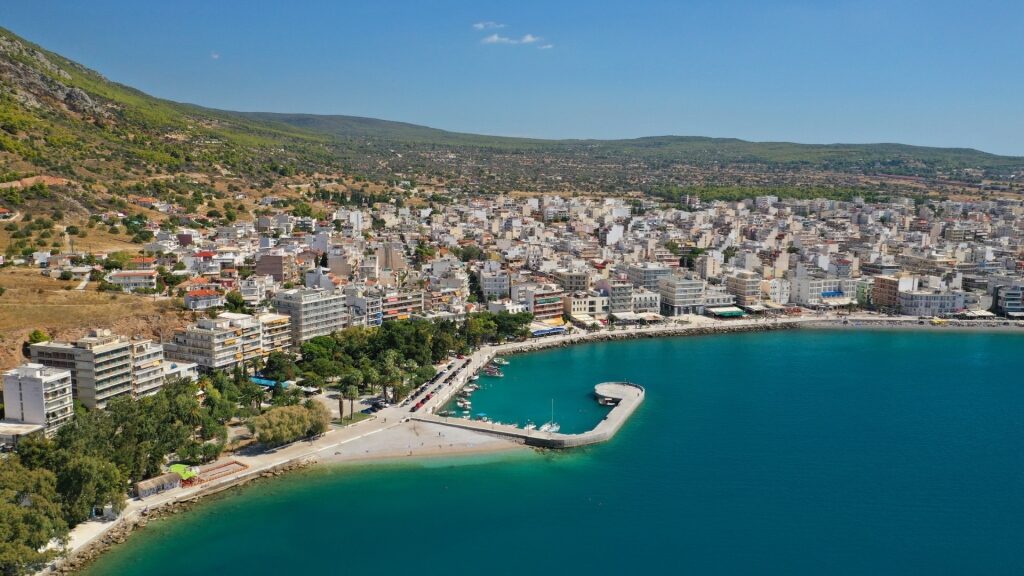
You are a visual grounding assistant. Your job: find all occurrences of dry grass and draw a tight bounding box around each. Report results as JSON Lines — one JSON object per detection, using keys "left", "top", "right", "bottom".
{"left": 0, "top": 268, "right": 190, "bottom": 370}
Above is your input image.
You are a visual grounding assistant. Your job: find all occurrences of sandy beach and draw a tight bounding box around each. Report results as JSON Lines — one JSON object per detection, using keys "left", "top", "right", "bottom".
{"left": 314, "top": 420, "right": 527, "bottom": 464}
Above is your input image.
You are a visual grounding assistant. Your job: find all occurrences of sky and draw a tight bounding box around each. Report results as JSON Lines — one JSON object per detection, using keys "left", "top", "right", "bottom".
{"left": 2, "top": 1, "right": 1023, "bottom": 155}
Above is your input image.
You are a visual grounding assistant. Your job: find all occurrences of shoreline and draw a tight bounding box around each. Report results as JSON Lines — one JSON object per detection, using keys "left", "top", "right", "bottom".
{"left": 45, "top": 313, "right": 1024, "bottom": 575}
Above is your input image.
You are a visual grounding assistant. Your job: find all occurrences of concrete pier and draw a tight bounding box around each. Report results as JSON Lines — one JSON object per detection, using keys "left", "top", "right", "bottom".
{"left": 410, "top": 382, "right": 644, "bottom": 449}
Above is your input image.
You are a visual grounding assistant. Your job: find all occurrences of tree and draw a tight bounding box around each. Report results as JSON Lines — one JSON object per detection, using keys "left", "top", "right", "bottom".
{"left": 27, "top": 329, "right": 49, "bottom": 344}
{"left": 0, "top": 457, "right": 69, "bottom": 576}
{"left": 342, "top": 385, "right": 359, "bottom": 423}
{"left": 247, "top": 402, "right": 330, "bottom": 447}
{"left": 53, "top": 454, "right": 125, "bottom": 525}
{"left": 224, "top": 291, "right": 248, "bottom": 313}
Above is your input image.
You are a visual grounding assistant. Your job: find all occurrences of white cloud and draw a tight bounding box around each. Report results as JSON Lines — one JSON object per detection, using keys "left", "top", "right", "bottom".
{"left": 539, "top": 44, "right": 554, "bottom": 50}
{"left": 210, "top": 51, "right": 220, "bottom": 60}
{"left": 480, "top": 33, "right": 545, "bottom": 46}
{"left": 472, "top": 21, "right": 505, "bottom": 30}
{"left": 481, "top": 33, "right": 515, "bottom": 44}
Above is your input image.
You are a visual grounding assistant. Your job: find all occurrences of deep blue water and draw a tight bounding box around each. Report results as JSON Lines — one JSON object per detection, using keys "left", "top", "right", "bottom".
{"left": 86, "top": 330, "right": 1024, "bottom": 575}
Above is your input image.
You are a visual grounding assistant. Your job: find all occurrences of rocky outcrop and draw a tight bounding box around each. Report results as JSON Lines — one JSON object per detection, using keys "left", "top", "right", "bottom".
{"left": 0, "top": 33, "right": 108, "bottom": 118}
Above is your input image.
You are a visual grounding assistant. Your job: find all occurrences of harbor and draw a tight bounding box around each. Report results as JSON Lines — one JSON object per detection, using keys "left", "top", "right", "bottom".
{"left": 412, "top": 381, "right": 645, "bottom": 448}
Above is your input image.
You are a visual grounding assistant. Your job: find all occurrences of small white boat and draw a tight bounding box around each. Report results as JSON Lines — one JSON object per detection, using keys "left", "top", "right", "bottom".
{"left": 493, "top": 357, "right": 509, "bottom": 366}
{"left": 524, "top": 422, "right": 537, "bottom": 431}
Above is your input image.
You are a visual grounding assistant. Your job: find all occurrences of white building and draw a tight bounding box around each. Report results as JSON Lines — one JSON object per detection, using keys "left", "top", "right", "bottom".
{"left": 31, "top": 329, "right": 134, "bottom": 409}
{"left": 2, "top": 363, "right": 73, "bottom": 436}
{"left": 273, "top": 288, "right": 347, "bottom": 343}
{"left": 659, "top": 273, "right": 707, "bottom": 316}
{"left": 898, "top": 290, "right": 966, "bottom": 317}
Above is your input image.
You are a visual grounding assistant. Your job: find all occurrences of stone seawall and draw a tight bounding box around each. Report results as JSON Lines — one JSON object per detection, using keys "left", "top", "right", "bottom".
{"left": 412, "top": 382, "right": 645, "bottom": 449}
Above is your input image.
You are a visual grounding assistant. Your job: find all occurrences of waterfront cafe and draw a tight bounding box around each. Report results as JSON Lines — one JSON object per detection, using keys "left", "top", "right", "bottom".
{"left": 706, "top": 306, "right": 747, "bottom": 319}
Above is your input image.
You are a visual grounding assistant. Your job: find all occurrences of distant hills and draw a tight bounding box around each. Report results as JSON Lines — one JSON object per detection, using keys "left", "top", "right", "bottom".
{"left": 1, "top": 24, "right": 1022, "bottom": 208}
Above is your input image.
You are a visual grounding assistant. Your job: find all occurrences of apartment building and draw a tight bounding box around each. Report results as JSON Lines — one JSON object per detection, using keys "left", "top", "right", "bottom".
{"left": 994, "top": 283, "right": 1024, "bottom": 317}
{"left": 552, "top": 268, "right": 591, "bottom": 293}
{"left": 596, "top": 278, "right": 634, "bottom": 315}
{"left": 563, "top": 291, "right": 609, "bottom": 319}
{"left": 217, "top": 312, "right": 264, "bottom": 364}
{"left": 164, "top": 317, "right": 245, "bottom": 372}
{"left": 346, "top": 287, "right": 383, "bottom": 327}
{"left": 130, "top": 339, "right": 166, "bottom": 398}
{"left": 381, "top": 290, "right": 425, "bottom": 322}
{"left": 273, "top": 288, "right": 346, "bottom": 343}
{"left": 872, "top": 275, "right": 918, "bottom": 310}
{"left": 255, "top": 252, "right": 297, "bottom": 282}
{"left": 258, "top": 312, "right": 293, "bottom": 354}
{"left": 725, "top": 270, "right": 763, "bottom": 306}
{"left": 479, "top": 269, "right": 511, "bottom": 299}
{"left": 31, "top": 329, "right": 134, "bottom": 409}
{"left": 658, "top": 273, "right": 707, "bottom": 316}
{"left": 514, "top": 284, "right": 565, "bottom": 320}
{"left": 897, "top": 290, "right": 966, "bottom": 317}
{"left": 626, "top": 263, "right": 672, "bottom": 291}
{"left": 2, "top": 363, "right": 73, "bottom": 435}
{"left": 631, "top": 288, "right": 661, "bottom": 313}
{"left": 789, "top": 274, "right": 859, "bottom": 307}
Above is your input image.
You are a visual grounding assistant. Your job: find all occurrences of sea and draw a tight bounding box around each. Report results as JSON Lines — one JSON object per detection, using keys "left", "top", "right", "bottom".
{"left": 84, "top": 330, "right": 1024, "bottom": 575}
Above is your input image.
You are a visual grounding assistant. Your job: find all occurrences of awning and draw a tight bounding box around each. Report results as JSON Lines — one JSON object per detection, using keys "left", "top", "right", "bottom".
{"left": 707, "top": 306, "right": 747, "bottom": 317}
{"left": 822, "top": 297, "right": 853, "bottom": 307}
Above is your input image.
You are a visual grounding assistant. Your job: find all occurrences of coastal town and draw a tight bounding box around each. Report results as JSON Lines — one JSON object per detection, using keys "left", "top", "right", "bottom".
{"left": 4, "top": 187, "right": 1024, "bottom": 440}
{"left": 3, "top": 183, "right": 1024, "bottom": 573}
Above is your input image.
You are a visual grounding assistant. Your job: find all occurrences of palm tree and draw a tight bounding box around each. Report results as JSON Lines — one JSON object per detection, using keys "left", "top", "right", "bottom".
{"left": 343, "top": 385, "right": 359, "bottom": 423}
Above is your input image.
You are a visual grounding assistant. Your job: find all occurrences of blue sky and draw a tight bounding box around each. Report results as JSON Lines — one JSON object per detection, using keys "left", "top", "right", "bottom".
{"left": 2, "top": 1, "right": 1023, "bottom": 154}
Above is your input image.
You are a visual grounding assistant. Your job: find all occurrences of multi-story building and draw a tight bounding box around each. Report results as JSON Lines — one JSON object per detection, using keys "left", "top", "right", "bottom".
{"left": 872, "top": 275, "right": 918, "bottom": 311}
{"left": 897, "top": 289, "right": 966, "bottom": 317}
{"left": 514, "top": 284, "right": 565, "bottom": 321}
{"left": 479, "top": 269, "right": 511, "bottom": 300}
{"left": 552, "top": 268, "right": 591, "bottom": 293}
{"left": 238, "top": 275, "right": 276, "bottom": 306}
{"left": 725, "top": 270, "right": 763, "bottom": 306}
{"left": 217, "top": 312, "right": 264, "bottom": 364}
{"left": 164, "top": 317, "right": 244, "bottom": 372}
{"left": 130, "top": 339, "right": 166, "bottom": 398}
{"left": 631, "top": 288, "right": 661, "bottom": 313}
{"left": 626, "top": 263, "right": 672, "bottom": 292}
{"left": 659, "top": 273, "right": 707, "bottom": 316}
{"left": 2, "top": 363, "right": 73, "bottom": 436}
{"left": 596, "top": 278, "right": 633, "bottom": 315}
{"left": 273, "top": 288, "right": 346, "bottom": 343}
{"left": 789, "top": 274, "right": 859, "bottom": 307}
{"left": 563, "top": 291, "right": 609, "bottom": 319}
{"left": 255, "top": 252, "right": 297, "bottom": 282}
{"left": 994, "top": 283, "right": 1023, "bottom": 317}
{"left": 381, "top": 290, "right": 425, "bottom": 322}
{"left": 258, "top": 312, "right": 293, "bottom": 353}
{"left": 31, "top": 329, "right": 133, "bottom": 409}
{"left": 346, "top": 287, "right": 383, "bottom": 327}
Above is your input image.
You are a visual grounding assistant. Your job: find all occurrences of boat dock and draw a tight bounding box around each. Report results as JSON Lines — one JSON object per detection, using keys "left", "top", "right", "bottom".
{"left": 409, "top": 382, "right": 644, "bottom": 449}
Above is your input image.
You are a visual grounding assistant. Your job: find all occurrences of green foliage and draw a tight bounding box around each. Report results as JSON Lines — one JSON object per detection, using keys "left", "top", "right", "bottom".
{"left": 247, "top": 401, "right": 330, "bottom": 447}
{"left": 27, "top": 329, "right": 49, "bottom": 344}
{"left": 0, "top": 456, "right": 69, "bottom": 576}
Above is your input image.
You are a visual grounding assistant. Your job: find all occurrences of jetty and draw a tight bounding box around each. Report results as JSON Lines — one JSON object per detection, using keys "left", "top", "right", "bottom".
{"left": 411, "top": 381, "right": 644, "bottom": 448}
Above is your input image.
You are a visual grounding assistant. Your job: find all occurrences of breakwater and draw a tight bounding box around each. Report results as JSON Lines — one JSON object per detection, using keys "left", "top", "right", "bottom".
{"left": 413, "top": 381, "right": 645, "bottom": 448}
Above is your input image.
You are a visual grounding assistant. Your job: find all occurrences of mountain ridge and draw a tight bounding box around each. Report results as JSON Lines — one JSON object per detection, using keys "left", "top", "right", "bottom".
{"left": 1, "top": 24, "right": 1022, "bottom": 207}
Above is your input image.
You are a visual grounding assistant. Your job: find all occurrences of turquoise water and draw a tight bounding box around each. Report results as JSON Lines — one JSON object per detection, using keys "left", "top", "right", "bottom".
{"left": 86, "top": 331, "right": 1024, "bottom": 575}
{"left": 445, "top": 352, "right": 614, "bottom": 432}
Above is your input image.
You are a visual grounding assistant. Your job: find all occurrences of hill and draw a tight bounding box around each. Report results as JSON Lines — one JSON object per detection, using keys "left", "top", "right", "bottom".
{"left": 1, "top": 24, "right": 1023, "bottom": 209}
